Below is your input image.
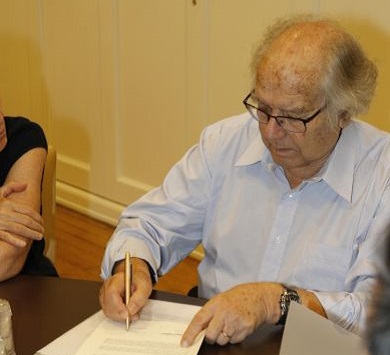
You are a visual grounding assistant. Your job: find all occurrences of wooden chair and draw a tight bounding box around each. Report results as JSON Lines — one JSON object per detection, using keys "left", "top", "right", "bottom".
{"left": 42, "top": 145, "right": 57, "bottom": 262}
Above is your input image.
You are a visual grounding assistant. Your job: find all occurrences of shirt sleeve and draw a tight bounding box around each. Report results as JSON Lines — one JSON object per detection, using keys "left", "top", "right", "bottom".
{"left": 101, "top": 129, "right": 214, "bottom": 279}
{"left": 314, "top": 180, "right": 390, "bottom": 335}
{"left": 0, "top": 117, "right": 47, "bottom": 184}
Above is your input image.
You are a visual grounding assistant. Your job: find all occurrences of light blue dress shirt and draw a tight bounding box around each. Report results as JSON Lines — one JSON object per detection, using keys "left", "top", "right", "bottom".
{"left": 102, "top": 113, "right": 390, "bottom": 335}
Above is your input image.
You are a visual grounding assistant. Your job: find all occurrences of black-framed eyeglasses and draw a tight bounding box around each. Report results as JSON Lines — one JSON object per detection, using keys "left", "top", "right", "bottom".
{"left": 243, "top": 92, "right": 325, "bottom": 133}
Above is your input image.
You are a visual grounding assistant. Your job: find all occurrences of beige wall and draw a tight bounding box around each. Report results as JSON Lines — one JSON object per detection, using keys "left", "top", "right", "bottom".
{"left": 0, "top": 0, "right": 389, "bottom": 225}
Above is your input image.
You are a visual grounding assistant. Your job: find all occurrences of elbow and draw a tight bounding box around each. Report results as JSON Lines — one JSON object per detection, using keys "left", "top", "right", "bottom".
{"left": 0, "top": 251, "right": 27, "bottom": 282}
{"left": 0, "top": 265, "right": 22, "bottom": 282}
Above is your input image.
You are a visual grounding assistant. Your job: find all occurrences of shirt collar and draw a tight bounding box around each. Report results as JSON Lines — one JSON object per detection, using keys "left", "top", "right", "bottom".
{"left": 318, "top": 125, "right": 356, "bottom": 203}
{"left": 235, "top": 135, "right": 265, "bottom": 166}
{"left": 234, "top": 124, "right": 356, "bottom": 203}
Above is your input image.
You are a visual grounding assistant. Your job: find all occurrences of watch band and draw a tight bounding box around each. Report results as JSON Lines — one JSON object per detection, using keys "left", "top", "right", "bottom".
{"left": 276, "top": 286, "right": 301, "bottom": 325}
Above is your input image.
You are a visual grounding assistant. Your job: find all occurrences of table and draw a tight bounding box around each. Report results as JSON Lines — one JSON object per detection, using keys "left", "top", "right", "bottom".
{"left": 0, "top": 276, "right": 283, "bottom": 355}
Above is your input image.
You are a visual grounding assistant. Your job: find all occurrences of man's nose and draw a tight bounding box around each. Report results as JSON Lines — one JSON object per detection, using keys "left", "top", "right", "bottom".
{"left": 262, "top": 117, "right": 286, "bottom": 139}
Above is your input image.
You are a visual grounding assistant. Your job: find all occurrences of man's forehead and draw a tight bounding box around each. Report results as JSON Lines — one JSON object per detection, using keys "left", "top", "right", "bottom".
{"left": 256, "top": 59, "right": 323, "bottom": 100}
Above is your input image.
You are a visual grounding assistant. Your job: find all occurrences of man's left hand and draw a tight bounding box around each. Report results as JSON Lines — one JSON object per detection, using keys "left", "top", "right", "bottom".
{"left": 181, "top": 282, "right": 283, "bottom": 347}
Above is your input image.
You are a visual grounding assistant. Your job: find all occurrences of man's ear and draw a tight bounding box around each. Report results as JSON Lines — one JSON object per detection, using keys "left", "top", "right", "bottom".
{"left": 338, "top": 110, "right": 351, "bottom": 128}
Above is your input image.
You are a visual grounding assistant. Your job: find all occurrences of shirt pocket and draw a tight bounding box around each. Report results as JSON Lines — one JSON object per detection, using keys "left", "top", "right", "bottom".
{"left": 293, "top": 241, "right": 351, "bottom": 291}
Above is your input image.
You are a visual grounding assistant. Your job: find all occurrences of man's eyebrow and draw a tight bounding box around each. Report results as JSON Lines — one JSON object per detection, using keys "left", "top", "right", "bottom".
{"left": 281, "top": 103, "right": 320, "bottom": 117}
{"left": 252, "top": 93, "right": 313, "bottom": 116}
{"left": 251, "top": 95, "right": 271, "bottom": 109}
{"left": 283, "top": 106, "right": 307, "bottom": 116}
{"left": 260, "top": 102, "right": 309, "bottom": 116}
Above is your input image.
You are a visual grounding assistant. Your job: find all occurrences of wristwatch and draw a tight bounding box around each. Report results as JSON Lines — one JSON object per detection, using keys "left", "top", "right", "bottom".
{"left": 276, "top": 286, "right": 301, "bottom": 325}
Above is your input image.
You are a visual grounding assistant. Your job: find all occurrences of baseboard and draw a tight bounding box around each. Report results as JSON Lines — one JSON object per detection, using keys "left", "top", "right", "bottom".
{"left": 56, "top": 181, "right": 124, "bottom": 226}
{"left": 56, "top": 181, "right": 205, "bottom": 261}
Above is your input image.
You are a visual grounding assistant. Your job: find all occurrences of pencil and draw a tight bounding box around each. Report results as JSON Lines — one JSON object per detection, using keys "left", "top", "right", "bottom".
{"left": 125, "top": 251, "right": 132, "bottom": 331}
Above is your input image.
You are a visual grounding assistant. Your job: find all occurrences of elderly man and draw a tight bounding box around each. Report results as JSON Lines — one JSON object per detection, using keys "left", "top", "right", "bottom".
{"left": 100, "top": 14, "right": 390, "bottom": 346}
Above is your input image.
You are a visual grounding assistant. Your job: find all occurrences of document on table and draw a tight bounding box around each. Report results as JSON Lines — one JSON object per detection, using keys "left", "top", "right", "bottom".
{"left": 36, "top": 299, "right": 204, "bottom": 355}
{"left": 280, "top": 301, "right": 367, "bottom": 355}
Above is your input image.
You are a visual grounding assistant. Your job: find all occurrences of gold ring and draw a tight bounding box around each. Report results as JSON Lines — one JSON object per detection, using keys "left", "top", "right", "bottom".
{"left": 222, "top": 331, "right": 231, "bottom": 338}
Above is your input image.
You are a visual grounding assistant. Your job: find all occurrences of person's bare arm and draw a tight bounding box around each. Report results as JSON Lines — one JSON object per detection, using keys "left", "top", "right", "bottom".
{"left": 0, "top": 147, "right": 46, "bottom": 281}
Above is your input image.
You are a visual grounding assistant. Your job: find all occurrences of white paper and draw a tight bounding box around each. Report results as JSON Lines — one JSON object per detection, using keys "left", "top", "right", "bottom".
{"left": 36, "top": 300, "right": 203, "bottom": 355}
{"left": 280, "top": 302, "right": 368, "bottom": 355}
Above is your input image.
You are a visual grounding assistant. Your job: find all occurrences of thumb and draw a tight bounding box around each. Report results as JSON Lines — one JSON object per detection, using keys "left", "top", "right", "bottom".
{"left": 1, "top": 181, "right": 28, "bottom": 197}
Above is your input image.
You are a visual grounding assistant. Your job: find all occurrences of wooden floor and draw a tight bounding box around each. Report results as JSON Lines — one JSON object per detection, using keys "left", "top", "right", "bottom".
{"left": 55, "top": 205, "right": 199, "bottom": 295}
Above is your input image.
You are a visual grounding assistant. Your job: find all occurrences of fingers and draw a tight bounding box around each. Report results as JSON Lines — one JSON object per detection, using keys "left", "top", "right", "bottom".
{"left": 216, "top": 331, "right": 232, "bottom": 346}
{"left": 100, "top": 258, "right": 153, "bottom": 323}
{"left": 127, "top": 258, "right": 153, "bottom": 315}
{"left": 100, "top": 272, "right": 128, "bottom": 321}
{"left": 0, "top": 183, "right": 44, "bottom": 246}
{"left": 183, "top": 283, "right": 272, "bottom": 347}
{"left": 127, "top": 280, "right": 150, "bottom": 316}
{"left": 181, "top": 306, "right": 213, "bottom": 347}
{"left": 0, "top": 199, "right": 44, "bottom": 240}
{"left": 0, "top": 220, "right": 44, "bottom": 240}
{"left": 0, "top": 230, "right": 27, "bottom": 247}
{"left": 203, "top": 306, "right": 242, "bottom": 345}
{"left": 181, "top": 305, "right": 238, "bottom": 347}
{"left": 10, "top": 201, "right": 44, "bottom": 227}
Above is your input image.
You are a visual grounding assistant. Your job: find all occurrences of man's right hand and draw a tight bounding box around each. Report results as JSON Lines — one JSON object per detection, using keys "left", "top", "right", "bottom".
{"left": 0, "top": 181, "right": 44, "bottom": 247}
{"left": 99, "top": 257, "right": 153, "bottom": 323}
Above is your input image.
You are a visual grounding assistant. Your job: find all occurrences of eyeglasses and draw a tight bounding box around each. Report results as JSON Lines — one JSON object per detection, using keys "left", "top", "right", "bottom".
{"left": 243, "top": 92, "right": 324, "bottom": 133}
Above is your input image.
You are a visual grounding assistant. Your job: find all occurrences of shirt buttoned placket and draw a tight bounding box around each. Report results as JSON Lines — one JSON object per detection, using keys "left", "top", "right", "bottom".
{"left": 258, "top": 180, "right": 301, "bottom": 281}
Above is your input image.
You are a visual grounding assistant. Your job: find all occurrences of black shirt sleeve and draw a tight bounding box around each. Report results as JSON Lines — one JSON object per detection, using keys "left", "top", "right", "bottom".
{"left": 0, "top": 117, "right": 47, "bottom": 185}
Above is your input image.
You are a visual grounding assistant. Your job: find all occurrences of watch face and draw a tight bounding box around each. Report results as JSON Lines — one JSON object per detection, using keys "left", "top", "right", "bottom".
{"left": 278, "top": 287, "right": 302, "bottom": 325}
{"left": 281, "top": 289, "right": 301, "bottom": 310}
{"left": 289, "top": 292, "right": 300, "bottom": 302}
